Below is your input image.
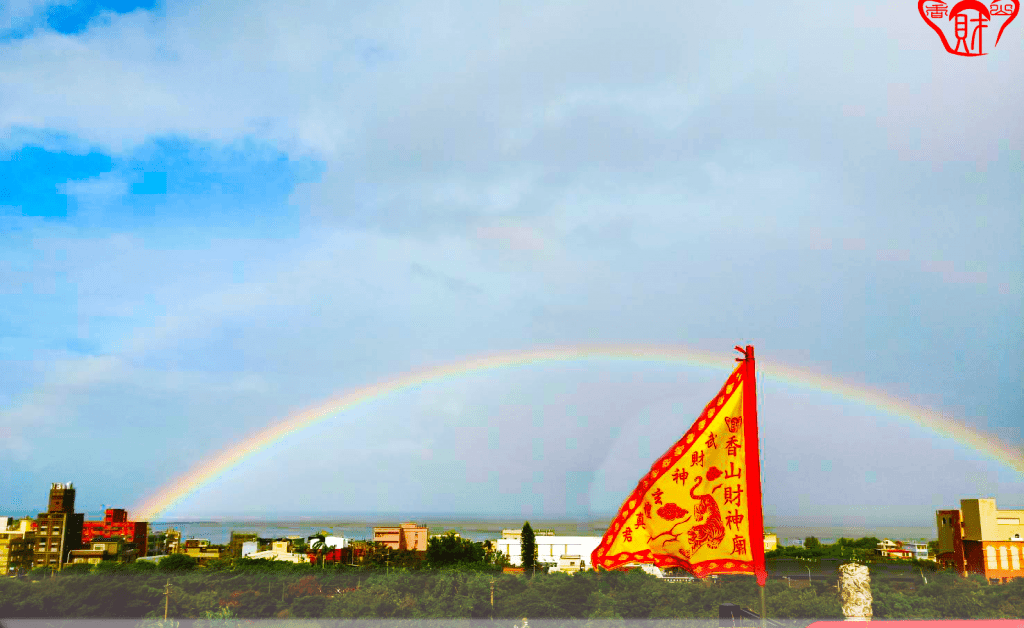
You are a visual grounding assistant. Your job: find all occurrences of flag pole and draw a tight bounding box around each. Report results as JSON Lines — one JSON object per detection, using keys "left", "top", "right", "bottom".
{"left": 738, "top": 344, "right": 767, "bottom": 628}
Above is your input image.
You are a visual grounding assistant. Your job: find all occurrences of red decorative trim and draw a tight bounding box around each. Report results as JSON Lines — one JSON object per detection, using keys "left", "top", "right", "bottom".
{"left": 592, "top": 351, "right": 757, "bottom": 576}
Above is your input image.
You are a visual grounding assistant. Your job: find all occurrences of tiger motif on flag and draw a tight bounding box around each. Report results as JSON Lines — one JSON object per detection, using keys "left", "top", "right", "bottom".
{"left": 686, "top": 476, "right": 726, "bottom": 553}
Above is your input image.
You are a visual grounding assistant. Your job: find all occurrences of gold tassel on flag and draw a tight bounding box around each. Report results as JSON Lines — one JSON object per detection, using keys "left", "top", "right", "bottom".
{"left": 592, "top": 345, "right": 768, "bottom": 586}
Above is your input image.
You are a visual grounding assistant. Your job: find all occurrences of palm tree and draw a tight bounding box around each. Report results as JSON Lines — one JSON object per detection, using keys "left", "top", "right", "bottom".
{"left": 312, "top": 539, "right": 328, "bottom": 570}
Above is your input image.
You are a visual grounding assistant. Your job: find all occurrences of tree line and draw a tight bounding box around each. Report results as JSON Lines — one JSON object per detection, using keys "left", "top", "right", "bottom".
{"left": 2, "top": 530, "right": 1021, "bottom": 622}
{"left": 1, "top": 554, "right": 1022, "bottom": 621}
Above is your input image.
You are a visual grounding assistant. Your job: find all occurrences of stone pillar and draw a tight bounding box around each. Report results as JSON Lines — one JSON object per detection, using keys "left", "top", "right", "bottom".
{"left": 838, "top": 563, "right": 872, "bottom": 621}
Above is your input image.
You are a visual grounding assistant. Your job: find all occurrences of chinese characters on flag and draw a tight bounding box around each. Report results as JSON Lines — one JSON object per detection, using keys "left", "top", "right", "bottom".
{"left": 591, "top": 345, "right": 767, "bottom": 585}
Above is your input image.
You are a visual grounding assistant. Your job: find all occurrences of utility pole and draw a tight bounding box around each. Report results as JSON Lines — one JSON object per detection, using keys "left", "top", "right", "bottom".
{"left": 490, "top": 579, "right": 495, "bottom": 618}
{"left": 163, "top": 579, "right": 170, "bottom": 621}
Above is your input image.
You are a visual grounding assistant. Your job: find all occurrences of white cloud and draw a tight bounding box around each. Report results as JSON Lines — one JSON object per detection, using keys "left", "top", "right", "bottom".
{"left": 1, "top": 0, "right": 1021, "bottom": 517}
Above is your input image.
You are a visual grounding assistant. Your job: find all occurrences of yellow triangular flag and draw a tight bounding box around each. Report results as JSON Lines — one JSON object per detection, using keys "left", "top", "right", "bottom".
{"left": 592, "top": 345, "right": 767, "bottom": 585}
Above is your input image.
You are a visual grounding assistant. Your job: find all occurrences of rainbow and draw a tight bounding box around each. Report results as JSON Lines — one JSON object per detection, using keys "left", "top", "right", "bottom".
{"left": 133, "top": 344, "right": 1024, "bottom": 520}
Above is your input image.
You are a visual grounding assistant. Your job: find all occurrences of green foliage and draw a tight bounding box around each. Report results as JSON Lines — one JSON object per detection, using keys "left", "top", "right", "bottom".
{"left": 0, "top": 548, "right": 1020, "bottom": 621}
{"left": 27, "top": 566, "right": 55, "bottom": 580}
{"left": 804, "top": 537, "right": 821, "bottom": 550}
{"left": 426, "top": 533, "right": 490, "bottom": 569}
{"left": 61, "top": 562, "right": 95, "bottom": 575}
{"left": 521, "top": 522, "right": 537, "bottom": 575}
{"left": 159, "top": 554, "right": 198, "bottom": 571}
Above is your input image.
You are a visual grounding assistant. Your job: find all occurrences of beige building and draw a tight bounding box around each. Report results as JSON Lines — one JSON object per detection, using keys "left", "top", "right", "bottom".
{"left": 373, "top": 522, "right": 428, "bottom": 551}
{"left": 183, "top": 538, "right": 222, "bottom": 563}
{"left": 0, "top": 518, "right": 36, "bottom": 576}
{"left": 550, "top": 554, "right": 585, "bottom": 574}
{"left": 937, "top": 498, "right": 1024, "bottom": 583}
{"left": 69, "top": 549, "right": 105, "bottom": 565}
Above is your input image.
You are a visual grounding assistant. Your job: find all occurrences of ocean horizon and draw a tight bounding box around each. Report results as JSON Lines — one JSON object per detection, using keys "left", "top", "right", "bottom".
{"left": 136, "top": 517, "right": 937, "bottom": 547}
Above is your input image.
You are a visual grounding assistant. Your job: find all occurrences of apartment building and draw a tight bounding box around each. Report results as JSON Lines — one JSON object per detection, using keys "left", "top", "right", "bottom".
{"left": 82, "top": 508, "right": 148, "bottom": 557}
{"left": 373, "top": 522, "right": 428, "bottom": 552}
{"left": 34, "top": 483, "right": 85, "bottom": 570}
{"left": 937, "top": 498, "right": 1024, "bottom": 583}
{"left": 0, "top": 518, "right": 36, "bottom": 576}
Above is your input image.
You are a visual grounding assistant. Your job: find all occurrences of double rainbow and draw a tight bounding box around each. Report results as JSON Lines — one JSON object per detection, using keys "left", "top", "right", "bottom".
{"left": 133, "top": 344, "right": 1024, "bottom": 520}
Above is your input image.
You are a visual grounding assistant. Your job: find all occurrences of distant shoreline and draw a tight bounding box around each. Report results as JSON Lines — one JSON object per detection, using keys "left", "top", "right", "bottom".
{"left": 139, "top": 517, "right": 937, "bottom": 546}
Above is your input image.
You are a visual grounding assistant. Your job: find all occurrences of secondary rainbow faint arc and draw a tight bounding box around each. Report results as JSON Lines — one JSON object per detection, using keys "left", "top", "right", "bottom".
{"left": 133, "top": 344, "right": 1024, "bottom": 520}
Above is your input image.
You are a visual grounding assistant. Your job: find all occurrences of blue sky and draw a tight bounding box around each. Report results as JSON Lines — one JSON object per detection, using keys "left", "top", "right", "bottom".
{"left": 0, "top": 0, "right": 1022, "bottom": 527}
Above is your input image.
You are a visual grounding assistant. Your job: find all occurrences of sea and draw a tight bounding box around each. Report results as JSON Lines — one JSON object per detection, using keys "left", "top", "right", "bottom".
{"left": 143, "top": 518, "right": 937, "bottom": 546}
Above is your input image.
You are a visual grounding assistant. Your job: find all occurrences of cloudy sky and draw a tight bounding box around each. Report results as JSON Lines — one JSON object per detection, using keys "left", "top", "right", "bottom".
{"left": 1, "top": 0, "right": 1021, "bottom": 528}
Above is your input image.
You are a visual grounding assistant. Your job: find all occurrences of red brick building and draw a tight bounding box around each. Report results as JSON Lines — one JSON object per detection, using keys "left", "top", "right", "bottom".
{"left": 937, "top": 498, "right": 1024, "bottom": 583}
{"left": 82, "top": 509, "right": 148, "bottom": 557}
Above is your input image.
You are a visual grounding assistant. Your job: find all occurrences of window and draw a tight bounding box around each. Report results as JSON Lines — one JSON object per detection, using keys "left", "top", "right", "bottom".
{"left": 1001, "top": 546, "right": 1010, "bottom": 570}
{"left": 1012, "top": 547, "right": 1020, "bottom": 571}
{"left": 987, "top": 546, "right": 998, "bottom": 570}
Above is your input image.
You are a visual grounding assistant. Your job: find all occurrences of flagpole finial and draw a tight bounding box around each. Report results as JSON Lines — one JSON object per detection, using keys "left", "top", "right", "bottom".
{"left": 735, "top": 345, "right": 753, "bottom": 361}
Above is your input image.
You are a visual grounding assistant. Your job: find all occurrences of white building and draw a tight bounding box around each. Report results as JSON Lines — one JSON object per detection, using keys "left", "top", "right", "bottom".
{"left": 241, "top": 541, "right": 258, "bottom": 557}
{"left": 247, "top": 549, "right": 308, "bottom": 563}
{"left": 900, "top": 541, "right": 930, "bottom": 560}
{"left": 496, "top": 536, "right": 603, "bottom": 567}
{"left": 549, "top": 555, "right": 584, "bottom": 574}
{"left": 308, "top": 535, "right": 348, "bottom": 549}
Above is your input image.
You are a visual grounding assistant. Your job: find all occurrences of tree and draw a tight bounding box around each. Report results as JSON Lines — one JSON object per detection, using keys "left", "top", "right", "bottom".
{"left": 521, "top": 522, "right": 537, "bottom": 576}
{"left": 159, "top": 553, "right": 197, "bottom": 571}
{"left": 312, "top": 539, "right": 328, "bottom": 569}
{"left": 61, "top": 562, "right": 94, "bottom": 575}
{"left": 804, "top": 537, "right": 821, "bottom": 550}
{"left": 426, "top": 533, "right": 486, "bottom": 569}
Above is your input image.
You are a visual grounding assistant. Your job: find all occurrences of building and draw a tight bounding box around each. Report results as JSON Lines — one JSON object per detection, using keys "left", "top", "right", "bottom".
{"left": 242, "top": 541, "right": 258, "bottom": 557}
{"left": 0, "top": 518, "right": 36, "bottom": 576}
{"left": 82, "top": 509, "right": 148, "bottom": 558}
{"left": 549, "top": 554, "right": 585, "bottom": 574}
{"left": 183, "top": 538, "right": 222, "bottom": 563}
{"left": 34, "top": 483, "right": 85, "bottom": 570}
{"left": 937, "top": 498, "right": 1024, "bottom": 583}
{"left": 148, "top": 527, "right": 181, "bottom": 556}
{"left": 229, "top": 532, "right": 259, "bottom": 558}
{"left": 496, "top": 535, "right": 603, "bottom": 567}
{"left": 876, "top": 539, "right": 916, "bottom": 559}
{"left": 876, "top": 541, "right": 914, "bottom": 560}
{"left": 308, "top": 535, "right": 348, "bottom": 550}
{"left": 373, "top": 523, "right": 428, "bottom": 552}
{"left": 76, "top": 537, "right": 138, "bottom": 563}
{"left": 764, "top": 534, "right": 778, "bottom": 552}
{"left": 246, "top": 541, "right": 309, "bottom": 564}
{"left": 900, "top": 541, "right": 930, "bottom": 561}
{"left": 68, "top": 549, "right": 105, "bottom": 565}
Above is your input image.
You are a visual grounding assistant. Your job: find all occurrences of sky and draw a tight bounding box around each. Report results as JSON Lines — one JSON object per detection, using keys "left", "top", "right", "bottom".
{"left": 0, "top": 0, "right": 1021, "bottom": 529}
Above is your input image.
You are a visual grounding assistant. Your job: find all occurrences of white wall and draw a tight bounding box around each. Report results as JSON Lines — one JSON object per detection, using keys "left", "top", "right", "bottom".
{"left": 496, "top": 536, "right": 603, "bottom": 567}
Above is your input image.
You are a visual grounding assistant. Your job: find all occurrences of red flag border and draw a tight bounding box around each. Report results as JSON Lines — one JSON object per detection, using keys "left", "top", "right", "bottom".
{"left": 591, "top": 351, "right": 766, "bottom": 583}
